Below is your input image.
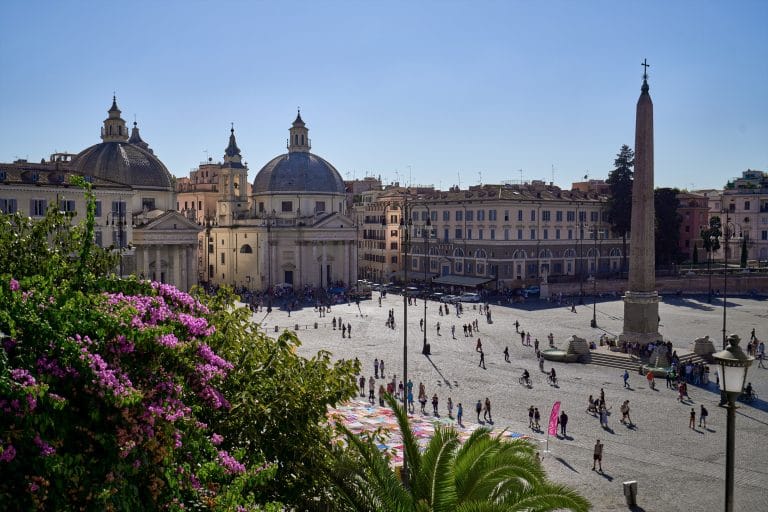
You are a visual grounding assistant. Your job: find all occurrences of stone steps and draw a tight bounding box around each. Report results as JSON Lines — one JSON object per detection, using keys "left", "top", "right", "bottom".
{"left": 581, "top": 350, "right": 709, "bottom": 370}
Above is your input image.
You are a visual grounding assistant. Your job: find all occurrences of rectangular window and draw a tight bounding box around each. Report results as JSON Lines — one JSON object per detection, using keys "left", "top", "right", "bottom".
{"left": 95, "top": 231, "right": 103, "bottom": 247}
{"left": 744, "top": 201, "right": 750, "bottom": 211}
{"left": 489, "top": 210, "right": 497, "bottom": 221}
{"left": 517, "top": 229, "right": 523, "bottom": 240}
{"left": 567, "top": 211, "right": 575, "bottom": 222}
{"left": 94, "top": 201, "right": 102, "bottom": 217}
{"left": 477, "top": 210, "right": 485, "bottom": 221}
{"left": 431, "top": 210, "right": 437, "bottom": 222}
{"left": 390, "top": 242, "right": 398, "bottom": 250}
{"left": 590, "top": 211, "right": 599, "bottom": 222}
{"left": 259, "top": 202, "right": 265, "bottom": 213}
{"left": 490, "top": 229, "right": 496, "bottom": 240}
{"left": 467, "top": 228, "right": 472, "bottom": 239}
{"left": 59, "top": 199, "right": 76, "bottom": 212}
{"left": 281, "top": 201, "right": 293, "bottom": 212}
{"left": 504, "top": 210, "right": 509, "bottom": 221}
{"left": 443, "top": 210, "right": 450, "bottom": 221}
{"left": 556, "top": 210, "right": 563, "bottom": 221}
{"left": 314, "top": 201, "right": 326, "bottom": 212}
{"left": 556, "top": 229, "right": 561, "bottom": 239}
{"left": 530, "top": 229, "right": 536, "bottom": 240}
{"left": 111, "top": 201, "right": 127, "bottom": 215}
{"left": 504, "top": 228, "right": 509, "bottom": 240}
{"left": 220, "top": 253, "right": 225, "bottom": 265}
{"left": 142, "top": 198, "right": 155, "bottom": 211}
{"left": 479, "top": 229, "right": 484, "bottom": 240}
{"left": 465, "top": 210, "right": 473, "bottom": 221}
{"left": 518, "top": 210, "right": 523, "bottom": 221}
{"left": 456, "top": 210, "right": 463, "bottom": 221}
{"left": 0, "top": 198, "right": 18, "bottom": 213}
{"left": 390, "top": 230, "right": 398, "bottom": 237}
{"left": 391, "top": 256, "right": 398, "bottom": 264}
{"left": 578, "top": 211, "right": 587, "bottom": 222}
{"left": 455, "top": 228, "right": 463, "bottom": 239}
{"left": 762, "top": 230, "right": 767, "bottom": 240}
{"left": 542, "top": 211, "right": 551, "bottom": 221}
{"left": 568, "top": 229, "right": 573, "bottom": 240}
{"left": 530, "top": 210, "right": 536, "bottom": 221}
{"left": 444, "top": 228, "right": 449, "bottom": 241}
{"left": 543, "top": 229, "right": 548, "bottom": 240}
{"left": 31, "top": 199, "right": 47, "bottom": 217}
{"left": 198, "top": 201, "right": 202, "bottom": 211}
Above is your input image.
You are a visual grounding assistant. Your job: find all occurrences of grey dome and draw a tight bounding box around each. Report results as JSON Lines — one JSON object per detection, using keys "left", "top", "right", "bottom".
{"left": 252, "top": 152, "right": 345, "bottom": 194}
{"left": 74, "top": 141, "right": 173, "bottom": 190}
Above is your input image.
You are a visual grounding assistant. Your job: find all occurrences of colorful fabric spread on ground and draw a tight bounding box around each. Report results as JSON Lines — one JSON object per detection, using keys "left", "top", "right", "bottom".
{"left": 328, "top": 399, "right": 533, "bottom": 465}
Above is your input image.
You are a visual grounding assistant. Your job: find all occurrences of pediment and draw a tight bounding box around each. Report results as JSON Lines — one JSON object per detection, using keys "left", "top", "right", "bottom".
{"left": 313, "top": 213, "right": 356, "bottom": 229}
{"left": 136, "top": 211, "right": 202, "bottom": 232}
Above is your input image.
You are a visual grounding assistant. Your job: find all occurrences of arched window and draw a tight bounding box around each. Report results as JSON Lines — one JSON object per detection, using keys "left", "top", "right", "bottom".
{"left": 453, "top": 248, "right": 464, "bottom": 257}
{"left": 563, "top": 248, "right": 576, "bottom": 258}
{"left": 586, "top": 248, "right": 600, "bottom": 258}
{"left": 239, "top": 244, "right": 253, "bottom": 254}
{"left": 301, "top": 135, "right": 305, "bottom": 145}
{"left": 475, "top": 249, "right": 487, "bottom": 259}
{"left": 610, "top": 248, "right": 622, "bottom": 257}
{"left": 294, "top": 135, "right": 299, "bottom": 145}
{"left": 539, "top": 249, "right": 553, "bottom": 259}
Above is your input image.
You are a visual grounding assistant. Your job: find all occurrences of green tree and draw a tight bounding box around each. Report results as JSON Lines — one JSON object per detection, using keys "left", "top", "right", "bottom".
{"left": 331, "top": 394, "right": 590, "bottom": 512}
{"left": 654, "top": 188, "right": 684, "bottom": 267}
{"left": 197, "top": 287, "right": 359, "bottom": 509}
{"left": 740, "top": 236, "right": 748, "bottom": 268}
{"left": 606, "top": 145, "right": 634, "bottom": 275}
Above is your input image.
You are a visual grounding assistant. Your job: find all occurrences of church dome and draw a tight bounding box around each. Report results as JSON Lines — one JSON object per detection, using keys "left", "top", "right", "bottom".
{"left": 252, "top": 112, "right": 345, "bottom": 195}
{"left": 252, "top": 152, "right": 345, "bottom": 194}
{"left": 73, "top": 98, "right": 173, "bottom": 190}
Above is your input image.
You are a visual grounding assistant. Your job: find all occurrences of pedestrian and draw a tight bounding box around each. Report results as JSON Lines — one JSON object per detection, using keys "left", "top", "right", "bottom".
{"left": 483, "top": 397, "right": 492, "bottom": 422}
{"left": 475, "top": 399, "right": 483, "bottom": 422}
{"left": 559, "top": 410, "right": 569, "bottom": 436}
{"left": 620, "top": 400, "right": 631, "bottom": 425}
{"left": 333, "top": 317, "right": 337, "bottom": 330}
{"left": 534, "top": 338, "right": 540, "bottom": 351}
{"left": 432, "top": 393, "right": 439, "bottom": 415}
{"left": 368, "top": 376, "right": 375, "bottom": 403}
{"left": 358, "top": 375, "right": 365, "bottom": 397}
{"left": 646, "top": 370, "right": 655, "bottom": 390}
{"left": 378, "top": 384, "right": 386, "bottom": 407}
{"left": 374, "top": 358, "right": 379, "bottom": 379}
{"left": 758, "top": 341, "right": 766, "bottom": 368}
{"left": 447, "top": 396, "right": 453, "bottom": 418}
{"left": 592, "top": 440, "right": 603, "bottom": 472}
{"left": 533, "top": 407, "right": 541, "bottom": 430}
{"left": 436, "top": 322, "right": 441, "bottom": 336}
{"left": 520, "top": 331, "right": 525, "bottom": 344}
{"left": 677, "top": 381, "right": 685, "bottom": 402}
{"left": 528, "top": 405, "right": 535, "bottom": 428}
{"left": 599, "top": 388, "right": 605, "bottom": 406}
{"left": 407, "top": 387, "right": 414, "bottom": 413}
{"left": 398, "top": 380, "right": 404, "bottom": 400}
{"left": 503, "top": 346, "right": 510, "bottom": 362}
{"left": 347, "top": 323, "right": 351, "bottom": 337}
{"left": 526, "top": 332, "right": 531, "bottom": 346}
{"left": 751, "top": 328, "right": 756, "bottom": 341}
{"left": 342, "top": 323, "right": 346, "bottom": 338}
{"left": 599, "top": 405, "right": 609, "bottom": 428}
{"left": 420, "top": 318, "right": 424, "bottom": 331}
{"left": 623, "top": 369, "right": 630, "bottom": 388}
{"left": 457, "top": 402, "right": 463, "bottom": 427}
{"left": 419, "top": 391, "right": 427, "bottom": 414}
{"left": 479, "top": 349, "right": 486, "bottom": 369}
{"left": 476, "top": 339, "right": 482, "bottom": 353}
{"left": 689, "top": 408, "right": 696, "bottom": 429}
{"left": 380, "top": 359, "right": 385, "bottom": 379}
{"left": 514, "top": 319, "right": 520, "bottom": 332}
{"left": 451, "top": 325, "right": 456, "bottom": 338}
{"left": 699, "top": 405, "right": 708, "bottom": 428}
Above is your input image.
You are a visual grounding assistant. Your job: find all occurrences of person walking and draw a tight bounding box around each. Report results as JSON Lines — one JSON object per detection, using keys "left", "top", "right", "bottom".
{"left": 374, "top": 358, "right": 379, "bottom": 379}
{"left": 592, "top": 440, "right": 603, "bottom": 472}
{"left": 368, "top": 376, "right": 375, "bottom": 404}
{"left": 451, "top": 324, "right": 456, "bottom": 339}
{"left": 447, "top": 397, "right": 453, "bottom": 418}
{"left": 483, "top": 397, "right": 492, "bottom": 423}
{"left": 347, "top": 323, "right": 352, "bottom": 338}
{"left": 358, "top": 375, "right": 365, "bottom": 397}
{"left": 475, "top": 338, "right": 482, "bottom": 352}
{"left": 623, "top": 369, "right": 630, "bottom": 388}
{"left": 599, "top": 405, "right": 609, "bottom": 429}
{"left": 699, "top": 405, "right": 708, "bottom": 428}
{"left": 478, "top": 349, "right": 486, "bottom": 369}
{"left": 559, "top": 410, "right": 569, "bottom": 436}
{"left": 528, "top": 405, "right": 535, "bottom": 428}
{"left": 457, "top": 402, "right": 463, "bottom": 427}
{"left": 620, "top": 400, "right": 632, "bottom": 425}
{"left": 436, "top": 322, "right": 441, "bottom": 336}
{"left": 689, "top": 408, "right": 696, "bottom": 429}
{"left": 378, "top": 384, "right": 386, "bottom": 407}
{"left": 758, "top": 341, "right": 765, "bottom": 368}
{"left": 646, "top": 370, "right": 655, "bottom": 390}
{"left": 419, "top": 390, "right": 427, "bottom": 414}
{"left": 432, "top": 393, "right": 439, "bottom": 416}
{"left": 533, "top": 407, "right": 541, "bottom": 430}
{"left": 475, "top": 399, "right": 483, "bottom": 423}
{"left": 407, "top": 387, "right": 414, "bottom": 413}
{"left": 514, "top": 319, "right": 520, "bottom": 332}
{"left": 503, "top": 346, "right": 510, "bottom": 362}
{"left": 379, "top": 359, "right": 385, "bottom": 379}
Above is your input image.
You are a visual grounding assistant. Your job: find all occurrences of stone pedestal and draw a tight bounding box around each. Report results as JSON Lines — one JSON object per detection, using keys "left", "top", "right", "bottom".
{"left": 619, "top": 291, "right": 661, "bottom": 344}
{"left": 566, "top": 335, "right": 590, "bottom": 357}
{"left": 540, "top": 282, "right": 550, "bottom": 300}
{"left": 693, "top": 335, "right": 716, "bottom": 358}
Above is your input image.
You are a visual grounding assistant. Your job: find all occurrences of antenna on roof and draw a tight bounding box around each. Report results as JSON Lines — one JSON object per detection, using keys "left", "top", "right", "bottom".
{"left": 478, "top": 171, "right": 483, "bottom": 186}
{"left": 518, "top": 168, "right": 523, "bottom": 185}
{"left": 457, "top": 170, "right": 462, "bottom": 189}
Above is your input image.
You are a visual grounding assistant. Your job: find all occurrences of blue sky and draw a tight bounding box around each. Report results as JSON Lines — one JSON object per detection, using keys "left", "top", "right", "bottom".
{"left": 1, "top": 1, "right": 766, "bottom": 191}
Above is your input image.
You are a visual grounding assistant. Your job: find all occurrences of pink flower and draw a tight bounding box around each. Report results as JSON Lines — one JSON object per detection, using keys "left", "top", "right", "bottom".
{"left": 157, "top": 333, "right": 180, "bottom": 348}
{"left": 217, "top": 450, "right": 245, "bottom": 474}
{"left": 9, "top": 278, "right": 19, "bottom": 291}
{"left": 34, "top": 434, "right": 55, "bottom": 456}
{"left": 0, "top": 444, "right": 16, "bottom": 463}
{"left": 210, "top": 433, "right": 224, "bottom": 446}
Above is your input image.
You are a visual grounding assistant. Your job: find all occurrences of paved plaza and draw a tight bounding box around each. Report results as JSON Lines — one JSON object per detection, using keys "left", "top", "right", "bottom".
{"left": 254, "top": 293, "right": 768, "bottom": 511}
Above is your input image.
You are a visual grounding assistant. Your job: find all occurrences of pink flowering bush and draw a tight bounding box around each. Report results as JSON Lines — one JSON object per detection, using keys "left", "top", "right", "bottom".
{"left": 0, "top": 183, "right": 279, "bottom": 510}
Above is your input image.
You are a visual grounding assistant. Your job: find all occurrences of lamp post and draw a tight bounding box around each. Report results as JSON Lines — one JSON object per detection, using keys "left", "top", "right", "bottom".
{"left": 380, "top": 206, "right": 388, "bottom": 299}
{"left": 722, "top": 204, "right": 734, "bottom": 350}
{"left": 421, "top": 206, "right": 432, "bottom": 355}
{"left": 591, "top": 226, "right": 598, "bottom": 328}
{"left": 578, "top": 221, "right": 585, "bottom": 305}
{"left": 399, "top": 189, "right": 412, "bottom": 488}
{"left": 713, "top": 334, "right": 754, "bottom": 512}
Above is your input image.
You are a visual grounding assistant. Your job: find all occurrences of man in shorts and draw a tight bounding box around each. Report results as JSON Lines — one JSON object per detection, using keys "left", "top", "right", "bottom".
{"left": 592, "top": 439, "right": 603, "bottom": 472}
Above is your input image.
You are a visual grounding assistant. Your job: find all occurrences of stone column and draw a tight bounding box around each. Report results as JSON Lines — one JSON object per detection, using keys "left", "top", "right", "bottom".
{"left": 143, "top": 246, "right": 149, "bottom": 280}
{"left": 620, "top": 71, "right": 661, "bottom": 345}
{"left": 173, "top": 246, "right": 181, "bottom": 290}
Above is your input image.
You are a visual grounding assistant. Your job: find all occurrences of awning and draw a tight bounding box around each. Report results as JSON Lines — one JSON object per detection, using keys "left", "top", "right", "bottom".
{"left": 431, "top": 275, "right": 495, "bottom": 287}
{"left": 388, "top": 270, "right": 440, "bottom": 280}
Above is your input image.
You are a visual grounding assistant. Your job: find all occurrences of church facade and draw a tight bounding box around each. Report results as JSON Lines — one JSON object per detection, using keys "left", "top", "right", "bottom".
{"left": 181, "top": 113, "right": 358, "bottom": 291}
{"left": 0, "top": 97, "right": 200, "bottom": 291}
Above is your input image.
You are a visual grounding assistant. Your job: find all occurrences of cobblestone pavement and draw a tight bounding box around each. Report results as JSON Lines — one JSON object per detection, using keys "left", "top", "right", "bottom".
{"left": 254, "top": 294, "right": 768, "bottom": 511}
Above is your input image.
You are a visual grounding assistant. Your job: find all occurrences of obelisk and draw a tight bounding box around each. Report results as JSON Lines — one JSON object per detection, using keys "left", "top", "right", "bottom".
{"left": 620, "top": 60, "right": 661, "bottom": 345}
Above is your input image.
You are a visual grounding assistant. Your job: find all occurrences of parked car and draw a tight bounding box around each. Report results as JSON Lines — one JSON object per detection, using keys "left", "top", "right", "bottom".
{"left": 524, "top": 285, "right": 540, "bottom": 295}
{"left": 458, "top": 293, "right": 481, "bottom": 303}
{"left": 428, "top": 292, "right": 445, "bottom": 301}
{"left": 441, "top": 294, "right": 461, "bottom": 304}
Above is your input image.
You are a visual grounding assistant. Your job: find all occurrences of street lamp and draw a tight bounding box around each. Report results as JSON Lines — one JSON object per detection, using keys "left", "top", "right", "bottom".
{"left": 712, "top": 334, "right": 754, "bottom": 512}
{"left": 721, "top": 202, "right": 735, "bottom": 350}
{"left": 591, "top": 226, "right": 598, "bottom": 328}
{"left": 421, "top": 206, "right": 432, "bottom": 355}
{"left": 578, "top": 221, "right": 585, "bottom": 305}
{"left": 399, "top": 189, "right": 412, "bottom": 488}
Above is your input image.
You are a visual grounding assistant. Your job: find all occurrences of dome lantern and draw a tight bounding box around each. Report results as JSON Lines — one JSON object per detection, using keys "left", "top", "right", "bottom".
{"left": 101, "top": 96, "right": 129, "bottom": 142}
{"left": 287, "top": 108, "right": 310, "bottom": 153}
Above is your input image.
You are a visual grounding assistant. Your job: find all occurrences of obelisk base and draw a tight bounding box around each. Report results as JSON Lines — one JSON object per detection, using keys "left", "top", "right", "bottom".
{"left": 619, "top": 291, "right": 661, "bottom": 346}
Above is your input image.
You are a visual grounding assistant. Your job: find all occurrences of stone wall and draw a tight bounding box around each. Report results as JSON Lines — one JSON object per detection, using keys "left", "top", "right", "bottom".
{"left": 545, "top": 274, "right": 768, "bottom": 296}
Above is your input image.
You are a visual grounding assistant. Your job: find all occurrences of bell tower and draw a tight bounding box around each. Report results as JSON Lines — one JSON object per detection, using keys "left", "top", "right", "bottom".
{"left": 101, "top": 96, "right": 129, "bottom": 142}
{"left": 287, "top": 109, "right": 310, "bottom": 153}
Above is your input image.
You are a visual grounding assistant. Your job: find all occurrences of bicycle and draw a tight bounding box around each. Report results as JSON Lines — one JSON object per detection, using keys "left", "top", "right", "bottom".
{"left": 518, "top": 376, "right": 531, "bottom": 387}
{"left": 547, "top": 374, "right": 558, "bottom": 386}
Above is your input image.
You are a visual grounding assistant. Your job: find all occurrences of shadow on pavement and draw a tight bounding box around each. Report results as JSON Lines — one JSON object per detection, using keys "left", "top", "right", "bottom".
{"left": 554, "top": 456, "right": 579, "bottom": 473}
{"left": 424, "top": 355, "right": 452, "bottom": 389}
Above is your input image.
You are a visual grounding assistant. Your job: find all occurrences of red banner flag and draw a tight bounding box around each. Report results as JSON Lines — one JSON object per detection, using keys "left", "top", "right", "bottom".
{"left": 548, "top": 401, "right": 561, "bottom": 436}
